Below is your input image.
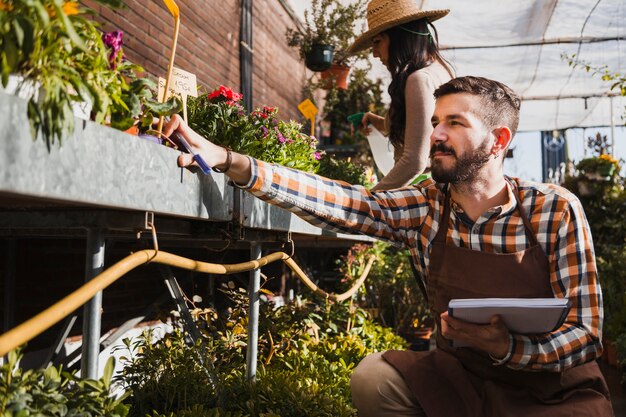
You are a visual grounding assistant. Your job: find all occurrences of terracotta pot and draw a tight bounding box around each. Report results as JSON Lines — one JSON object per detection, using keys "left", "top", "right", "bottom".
{"left": 401, "top": 327, "right": 433, "bottom": 351}
{"left": 124, "top": 125, "right": 139, "bottom": 135}
{"left": 320, "top": 63, "right": 350, "bottom": 90}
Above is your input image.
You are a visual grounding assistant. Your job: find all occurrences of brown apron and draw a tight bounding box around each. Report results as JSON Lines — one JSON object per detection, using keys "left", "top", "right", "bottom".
{"left": 384, "top": 183, "right": 612, "bottom": 417}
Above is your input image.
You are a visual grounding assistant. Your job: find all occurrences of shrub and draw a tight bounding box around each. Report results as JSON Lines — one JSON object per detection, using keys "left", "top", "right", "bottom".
{"left": 117, "top": 286, "right": 406, "bottom": 416}
{"left": 0, "top": 349, "right": 129, "bottom": 416}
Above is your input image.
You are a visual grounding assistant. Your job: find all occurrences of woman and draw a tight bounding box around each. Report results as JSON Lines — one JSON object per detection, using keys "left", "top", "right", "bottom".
{"left": 347, "top": 0, "right": 454, "bottom": 191}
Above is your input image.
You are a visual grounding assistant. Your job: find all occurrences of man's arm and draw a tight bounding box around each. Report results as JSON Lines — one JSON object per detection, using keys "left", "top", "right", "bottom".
{"left": 164, "top": 115, "right": 432, "bottom": 243}
{"left": 503, "top": 197, "right": 603, "bottom": 372}
{"left": 164, "top": 115, "right": 252, "bottom": 185}
{"left": 440, "top": 193, "right": 603, "bottom": 372}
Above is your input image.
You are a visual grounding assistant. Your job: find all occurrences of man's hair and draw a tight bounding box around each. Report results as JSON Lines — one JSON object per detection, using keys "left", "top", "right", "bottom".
{"left": 433, "top": 76, "right": 521, "bottom": 137}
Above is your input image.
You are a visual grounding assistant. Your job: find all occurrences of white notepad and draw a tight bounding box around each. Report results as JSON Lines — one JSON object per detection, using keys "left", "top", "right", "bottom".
{"left": 448, "top": 298, "right": 571, "bottom": 335}
{"left": 366, "top": 127, "right": 394, "bottom": 176}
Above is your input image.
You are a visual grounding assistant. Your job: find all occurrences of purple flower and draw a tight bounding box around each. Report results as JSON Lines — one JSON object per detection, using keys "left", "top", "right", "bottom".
{"left": 313, "top": 152, "right": 321, "bottom": 160}
{"left": 277, "top": 130, "right": 286, "bottom": 144}
{"left": 261, "top": 126, "right": 269, "bottom": 137}
{"left": 102, "top": 31, "right": 125, "bottom": 69}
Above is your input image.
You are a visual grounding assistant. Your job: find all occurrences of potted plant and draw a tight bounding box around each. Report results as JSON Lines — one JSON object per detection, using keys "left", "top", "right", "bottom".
{"left": 0, "top": 0, "right": 124, "bottom": 147}
{"left": 99, "top": 30, "right": 182, "bottom": 139}
{"left": 187, "top": 86, "right": 322, "bottom": 173}
{"left": 0, "top": 1, "right": 181, "bottom": 148}
{"left": 286, "top": 0, "right": 367, "bottom": 78}
{"left": 576, "top": 154, "right": 620, "bottom": 180}
{"left": 319, "top": 65, "right": 385, "bottom": 147}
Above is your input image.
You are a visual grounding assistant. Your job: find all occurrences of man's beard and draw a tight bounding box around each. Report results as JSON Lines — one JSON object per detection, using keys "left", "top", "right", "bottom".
{"left": 430, "top": 141, "right": 492, "bottom": 184}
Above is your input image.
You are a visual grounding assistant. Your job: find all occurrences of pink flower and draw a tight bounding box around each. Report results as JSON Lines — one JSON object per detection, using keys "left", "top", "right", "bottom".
{"left": 102, "top": 31, "right": 125, "bottom": 69}
{"left": 313, "top": 152, "right": 321, "bottom": 160}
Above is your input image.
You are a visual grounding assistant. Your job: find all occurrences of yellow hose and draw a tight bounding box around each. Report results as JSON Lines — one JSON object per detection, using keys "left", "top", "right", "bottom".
{"left": 0, "top": 250, "right": 375, "bottom": 356}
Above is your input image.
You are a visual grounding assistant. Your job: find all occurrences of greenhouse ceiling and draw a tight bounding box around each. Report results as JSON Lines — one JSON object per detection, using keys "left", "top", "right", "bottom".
{"left": 289, "top": 0, "right": 625, "bottom": 132}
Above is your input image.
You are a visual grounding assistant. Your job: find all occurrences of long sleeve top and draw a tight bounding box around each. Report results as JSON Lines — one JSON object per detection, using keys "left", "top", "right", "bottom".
{"left": 373, "top": 61, "right": 452, "bottom": 191}
{"left": 242, "top": 158, "right": 604, "bottom": 372}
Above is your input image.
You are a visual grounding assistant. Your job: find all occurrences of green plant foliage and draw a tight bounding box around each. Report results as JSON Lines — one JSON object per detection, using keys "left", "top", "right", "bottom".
{"left": 0, "top": 1, "right": 179, "bottom": 147}
{"left": 319, "top": 65, "right": 386, "bottom": 146}
{"left": 188, "top": 86, "right": 322, "bottom": 173}
{"left": 337, "top": 242, "right": 432, "bottom": 335}
{"left": 117, "top": 286, "right": 406, "bottom": 416}
{"left": 0, "top": 348, "right": 129, "bottom": 416}
{"left": 563, "top": 53, "right": 626, "bottom": 123}
{"left": 317, "top": 156, "right": 371, "bottom": 187}
{"left": 285, "top": 0, "right": 367, "bottom": 66}
{"left": 563, "top": 133, "right": 626, "bottom": 373}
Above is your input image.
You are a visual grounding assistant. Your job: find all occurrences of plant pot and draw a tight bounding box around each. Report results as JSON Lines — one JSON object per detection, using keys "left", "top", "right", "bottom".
{"left": 597, "top": 164, "right": 615, "bottom": 177}
{"left": 577, "top": 180, "right": 595, "bottom": 197}
{"left": 401, "top": 327, "right": 433, "bottom": 351}
{"left": 320, "top": 64, "right": 350, "bottom": 90}
{"left": 305, "top": 44, "right": 334, "bottom": 72}
{"left": 1, "top": 74, "right": 92, "bottom": 120}
{"left": 124, "top": 125, "right": 140, "bottom": 135}
{"left": 1, "top": 74, "right": 40, "bottom": 100}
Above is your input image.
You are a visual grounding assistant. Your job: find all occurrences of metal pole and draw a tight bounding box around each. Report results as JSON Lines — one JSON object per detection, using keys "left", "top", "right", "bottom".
{"left": 2, "top": 240, "right": 16, "bottom": 333}
{"left": 609, "top": 96, "right": 615, "bottom": 156}
{"left": 80, "top": 228, "right": 105, "bottom": 379}
{"left": 246, "top": 242, "right": 261, "bottom": 381}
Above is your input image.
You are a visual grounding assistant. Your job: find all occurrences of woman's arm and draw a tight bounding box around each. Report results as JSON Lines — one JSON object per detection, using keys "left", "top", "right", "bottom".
{"left": 373, "top": 71, "right": 434, "bottom": 191}
{"left": 359, "top": 112, "right": 386, "bottom": 135}
{"left": 165, "top": 115, "right": 431, "bottom": 244}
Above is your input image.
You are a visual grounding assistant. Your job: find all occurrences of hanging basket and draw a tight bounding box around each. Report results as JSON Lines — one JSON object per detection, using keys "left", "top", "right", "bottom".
{"left": 320, "top": 63, "right": 350, "bottom": 90}
{"left": 305, "top": 44, "right": 334, "bottom": 72}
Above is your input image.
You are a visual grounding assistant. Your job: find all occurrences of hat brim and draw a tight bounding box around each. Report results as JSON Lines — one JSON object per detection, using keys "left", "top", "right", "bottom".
{"left": 347, "top": 9, "right": 450, "bottom": 54}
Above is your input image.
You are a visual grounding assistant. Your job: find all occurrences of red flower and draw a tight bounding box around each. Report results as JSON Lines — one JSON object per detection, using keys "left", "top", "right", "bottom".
{"left": 207, "top": 85, "right": 243, "bottom": 102}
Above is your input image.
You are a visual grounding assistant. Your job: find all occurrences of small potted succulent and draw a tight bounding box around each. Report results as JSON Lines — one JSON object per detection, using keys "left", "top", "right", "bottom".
{"left": 286, "top": 0, "right": 367, "bottom": 78}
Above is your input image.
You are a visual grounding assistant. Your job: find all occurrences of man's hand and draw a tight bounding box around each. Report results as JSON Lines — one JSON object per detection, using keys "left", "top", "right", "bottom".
{"left": 440, "top": 311, "right": 510, "bottom": 359}
{"left": 164, "top": 115, "right": 252, "bottom": 185}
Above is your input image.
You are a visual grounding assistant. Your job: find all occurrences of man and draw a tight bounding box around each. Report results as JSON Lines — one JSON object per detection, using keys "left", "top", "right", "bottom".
{"left": 165, "top": 76, "right": 612, "bottom": 416}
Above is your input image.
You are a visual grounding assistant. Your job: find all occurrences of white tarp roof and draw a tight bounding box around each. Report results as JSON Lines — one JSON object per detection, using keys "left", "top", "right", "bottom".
{"left": 290, "top": 0, "right": 625, "bottom": 132}
{"left": 422, "top": 0, "right": 625, "bottom": 131}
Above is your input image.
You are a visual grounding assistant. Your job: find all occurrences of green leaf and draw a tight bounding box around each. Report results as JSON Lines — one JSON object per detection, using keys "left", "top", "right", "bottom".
{"left": 51, "top": 0, "right": 87, "bottom": 52}
{"left": 15, "top": 16, "right": 35, "bottom": 57}
{"left": 11, "top": 19, "right": 25, "bottom": 48}
{"left": 102, "top": 356, "right": 115, "bottom": 390}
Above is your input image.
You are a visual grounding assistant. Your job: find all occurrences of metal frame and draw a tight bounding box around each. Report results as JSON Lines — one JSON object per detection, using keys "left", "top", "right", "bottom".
{"left": 0, "top": 91, "right": 372, "bottom": 379}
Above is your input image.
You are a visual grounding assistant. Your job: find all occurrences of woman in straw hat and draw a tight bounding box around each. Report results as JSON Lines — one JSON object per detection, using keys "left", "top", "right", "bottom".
{"left": 349, "top": 0, "right": 453, "bottom": 191}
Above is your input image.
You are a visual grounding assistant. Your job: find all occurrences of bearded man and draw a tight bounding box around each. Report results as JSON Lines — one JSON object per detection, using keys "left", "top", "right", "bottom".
{"left": 166, "top": 76, "right": 613, "bottom": 417}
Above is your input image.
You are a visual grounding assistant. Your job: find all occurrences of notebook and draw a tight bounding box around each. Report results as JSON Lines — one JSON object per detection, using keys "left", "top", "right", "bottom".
{"left": 448, "top": 297, "right": 571, "bottom": 335}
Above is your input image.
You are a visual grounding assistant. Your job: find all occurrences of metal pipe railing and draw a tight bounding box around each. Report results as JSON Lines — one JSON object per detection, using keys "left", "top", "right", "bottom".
{"left": 0, "top": 249, "right": 375, "bottom": 357}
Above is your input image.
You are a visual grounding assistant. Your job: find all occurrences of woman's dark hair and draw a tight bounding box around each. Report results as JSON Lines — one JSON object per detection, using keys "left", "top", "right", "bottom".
{"left": 386, "top": 19, "right": 452, "bottom": 149}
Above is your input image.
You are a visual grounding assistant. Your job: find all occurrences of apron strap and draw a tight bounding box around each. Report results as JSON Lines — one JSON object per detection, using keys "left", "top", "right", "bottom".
{"left": 505, "top": 177, "right": 539, "bottom": 247}
{"left": 433, "top": 184, "right": 452, "bottom": 244}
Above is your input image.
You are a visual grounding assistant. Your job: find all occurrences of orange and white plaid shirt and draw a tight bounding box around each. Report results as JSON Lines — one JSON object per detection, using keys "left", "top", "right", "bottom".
{"left": 243, "top": 158, "right": 603, "bottom": 372}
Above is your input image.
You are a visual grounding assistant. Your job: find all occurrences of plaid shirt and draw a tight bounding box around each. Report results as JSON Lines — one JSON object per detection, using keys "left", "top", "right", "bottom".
{"left": 243, "top": 158, "right": 603, "bottom": 372}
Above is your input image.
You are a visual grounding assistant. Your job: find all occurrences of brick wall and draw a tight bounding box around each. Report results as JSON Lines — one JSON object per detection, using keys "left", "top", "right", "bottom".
{"left": 82, "top": 0, "right": 308, "bottom": 121}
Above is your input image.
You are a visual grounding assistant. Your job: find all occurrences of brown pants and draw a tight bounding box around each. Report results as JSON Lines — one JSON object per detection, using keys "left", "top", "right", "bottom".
{"left": 351, "top": 352, "right": 426, "bottom": 417}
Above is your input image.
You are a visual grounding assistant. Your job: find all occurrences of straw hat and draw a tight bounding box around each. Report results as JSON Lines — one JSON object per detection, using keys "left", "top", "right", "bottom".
{"left": 348, "top": 0, "right": 449, "bottom": 53}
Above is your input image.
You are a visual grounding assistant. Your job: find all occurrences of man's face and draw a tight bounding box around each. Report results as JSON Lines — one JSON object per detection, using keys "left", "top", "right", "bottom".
{"left": 429, "top": 93, "right": 494, "bottom": 184}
